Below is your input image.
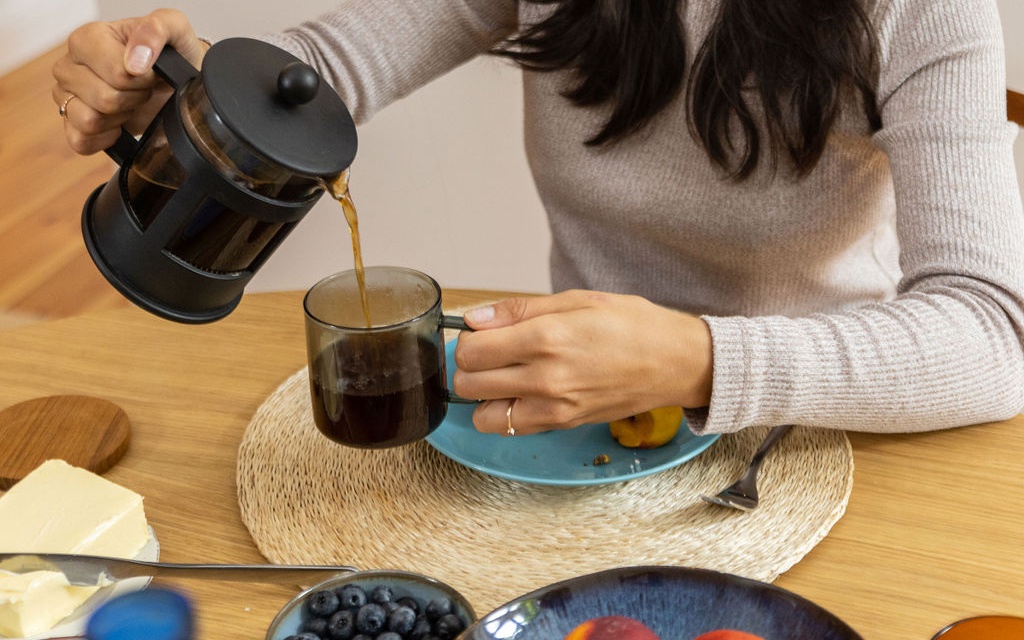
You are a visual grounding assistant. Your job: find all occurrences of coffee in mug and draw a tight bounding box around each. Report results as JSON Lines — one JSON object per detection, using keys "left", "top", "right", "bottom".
{"left": 304, "top": 266, "right": 471, "bottom": 448}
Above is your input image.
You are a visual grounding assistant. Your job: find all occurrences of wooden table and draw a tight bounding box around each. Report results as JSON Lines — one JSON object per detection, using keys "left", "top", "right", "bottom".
{"left": 0, "top": 290, "right": 1021, "bottom": 640}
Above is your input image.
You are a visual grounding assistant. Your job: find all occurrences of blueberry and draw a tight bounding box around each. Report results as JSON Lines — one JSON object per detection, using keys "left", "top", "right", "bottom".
{"left": 302, "top": 616, "right": 329, "bottom": 638}
{"left": 424, "top": 598, "right": 453, "bottom": 621}
{"left": 397, "top": 596, "right": 420, "bottom": 614}
{"left": 370, "top": 584, "right": 394, "bottom": 605}
{"left": 387, "top": 605, "right": 417, "bottom": 635}
{"left": 408, "top": 616, "right": 433, "bottom": 640}
{"left": 434, "top": 613, "right": 465, "bottom": 639}
{"left": 354, "top": 603, "right": 387, "bottom": 636}
{"left": 335, "top": 585, "right": 368, "bottom": 610}
{"left": 326, "top": 609, "right": 355, "bottom": 640}
{"left": 350, "top": 636, "right": 372, "bottom": 640}
{"left": 290, "top": 634, "right": 321, "bottom": 640}
{"left": 376, "top": 634, "right": 403, "bottom": 640}
{"left": 307, "top": 590, "right": 341, "bottom": 617}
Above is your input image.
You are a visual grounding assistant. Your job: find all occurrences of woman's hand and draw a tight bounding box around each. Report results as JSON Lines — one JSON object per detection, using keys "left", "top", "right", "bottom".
{"left": 453, "top": 290, "right": 713, "bottom": 436}
{"left": 51, "top": 9, "right": 209, "bottom": 155}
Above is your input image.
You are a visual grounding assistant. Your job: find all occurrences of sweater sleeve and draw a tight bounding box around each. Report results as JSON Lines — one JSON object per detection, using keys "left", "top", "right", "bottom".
{"left": 689, "top": 0, "right": 1024, "bottom": 434}
{"left": 259, "top": 0, "right": 518, "bottom": 124}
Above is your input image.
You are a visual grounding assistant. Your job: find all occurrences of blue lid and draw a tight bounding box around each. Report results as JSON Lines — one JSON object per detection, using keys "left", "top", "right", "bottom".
{"left": 86, "top": 589, "right": 194, "bottom": 640}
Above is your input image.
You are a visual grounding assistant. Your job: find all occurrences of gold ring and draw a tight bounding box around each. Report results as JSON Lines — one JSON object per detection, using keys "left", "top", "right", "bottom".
{"left": 505, "top": 398, "right": 518, "bottom": 436}
{"left": 58, "top": 94, "right": 77, "bottom": 120}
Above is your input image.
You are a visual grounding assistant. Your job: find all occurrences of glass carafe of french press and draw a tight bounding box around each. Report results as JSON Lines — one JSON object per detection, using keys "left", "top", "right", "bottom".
{"left": 82, "top": 37, "right": 357, "bottom": 323}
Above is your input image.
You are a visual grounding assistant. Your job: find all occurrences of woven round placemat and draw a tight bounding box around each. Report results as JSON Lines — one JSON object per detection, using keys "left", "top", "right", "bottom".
{"left": 237, "top": 370, "right": 854, "bottom": 615}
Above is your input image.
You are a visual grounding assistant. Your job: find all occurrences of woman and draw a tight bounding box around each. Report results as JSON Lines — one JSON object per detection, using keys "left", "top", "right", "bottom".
{"left": 52, "top": 0, "right": 1024, "bottom": 437}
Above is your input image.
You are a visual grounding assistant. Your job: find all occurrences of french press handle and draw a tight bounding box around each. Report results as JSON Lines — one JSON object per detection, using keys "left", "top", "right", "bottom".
{"left": 104, "top": 46, "right": 201, "bottom": 166}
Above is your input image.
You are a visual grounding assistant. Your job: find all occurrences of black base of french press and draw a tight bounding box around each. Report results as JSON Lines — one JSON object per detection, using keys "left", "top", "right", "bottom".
{"left": 82, "top": 184, "right": 243, "bottom": 325}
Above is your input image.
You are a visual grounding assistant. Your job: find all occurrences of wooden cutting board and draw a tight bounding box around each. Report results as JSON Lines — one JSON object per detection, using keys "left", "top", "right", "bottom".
{"left": 0, "top": 395, "right": 131, "bottom": 490}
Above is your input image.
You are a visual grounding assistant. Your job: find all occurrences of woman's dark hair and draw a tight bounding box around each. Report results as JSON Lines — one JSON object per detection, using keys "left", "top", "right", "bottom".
{"left": 492, "top": 0, "right": 882, "bottom": 180}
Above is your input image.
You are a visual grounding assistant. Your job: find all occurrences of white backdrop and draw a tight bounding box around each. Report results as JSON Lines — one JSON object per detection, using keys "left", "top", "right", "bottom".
{"left": 997, "top": 0, "right": 1024, "bottom": 92}
{"left": 0, "top": 0, "right": 97, "bottom": 75}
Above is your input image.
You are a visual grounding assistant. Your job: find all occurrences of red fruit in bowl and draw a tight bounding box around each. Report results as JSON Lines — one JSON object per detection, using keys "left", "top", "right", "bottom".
{"left": 564, "top": 616, "right": 660, "bottom": 640}
{"left": 694, "top": 631, "right": 766, "bottom": 640}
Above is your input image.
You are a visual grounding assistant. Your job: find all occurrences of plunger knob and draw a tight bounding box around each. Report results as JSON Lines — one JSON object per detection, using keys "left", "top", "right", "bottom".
{"left": 277, "top": 62, "right": 320, "bottom": 105}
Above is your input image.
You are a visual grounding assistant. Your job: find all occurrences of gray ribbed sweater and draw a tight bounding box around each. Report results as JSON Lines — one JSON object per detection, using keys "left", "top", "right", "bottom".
{"left": 264, "top": 0, "right": 1024, "bottom": 434}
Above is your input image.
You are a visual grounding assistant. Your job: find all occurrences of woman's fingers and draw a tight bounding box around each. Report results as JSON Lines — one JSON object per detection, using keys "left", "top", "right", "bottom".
{"left": 120, "top": 8, "right": 208, "bottom": 75}
{"left": 52, "top": 9, "right": 205, "bottom": 155}
{"left": 454, "top": 290, "right": 714, "bottom": 436}
{"left": 456, "top": 291, "right": 602, "bottom": 372}
{"left": 472, "top": 396, "right": 579, "bottom": 437}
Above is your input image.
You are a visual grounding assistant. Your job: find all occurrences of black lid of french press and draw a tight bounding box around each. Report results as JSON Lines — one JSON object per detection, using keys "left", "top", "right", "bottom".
{"left": 201, "top": 37, "right": 357, "bottom": 178}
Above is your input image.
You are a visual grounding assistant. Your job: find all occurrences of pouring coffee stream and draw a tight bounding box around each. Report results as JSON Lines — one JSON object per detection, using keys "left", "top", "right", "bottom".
{"left": 324, "top": 169, "right": 373, "bottom": 328}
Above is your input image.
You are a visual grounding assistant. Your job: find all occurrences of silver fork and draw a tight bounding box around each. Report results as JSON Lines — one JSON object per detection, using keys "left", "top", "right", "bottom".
{"left": 700, "top": 424, "right": 794, "bottom": 512}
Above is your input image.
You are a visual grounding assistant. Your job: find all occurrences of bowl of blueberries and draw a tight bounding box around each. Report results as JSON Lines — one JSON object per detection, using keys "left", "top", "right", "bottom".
{"left": 265, "top": 570, "right": 476, "bottom": 640}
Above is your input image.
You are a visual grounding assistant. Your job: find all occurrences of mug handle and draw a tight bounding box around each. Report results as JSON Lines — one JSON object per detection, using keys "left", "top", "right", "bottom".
{"left": 441, "top": 314, "right": 477, "bottom": 405}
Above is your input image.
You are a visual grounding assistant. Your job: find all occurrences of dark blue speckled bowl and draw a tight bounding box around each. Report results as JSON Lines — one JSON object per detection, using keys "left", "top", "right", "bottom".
{"left": 462, "top": 566, "right": 862, "bottom": 640}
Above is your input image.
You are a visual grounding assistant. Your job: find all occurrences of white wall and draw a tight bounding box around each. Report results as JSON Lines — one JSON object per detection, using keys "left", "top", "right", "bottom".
{"left": 98, "top": 0, "right": 553, "bottom": 295}
{"left": 996, "top": 0, "right": 1024, "bottom": 215}
{"left": 248, "top": 58, "right": 552, "bottom": 295}
{"left": 0, "top": 0, "right": 97, "bottom": 76}
{"left": 998, "top": 0, "right": 1023, "bottom": 92}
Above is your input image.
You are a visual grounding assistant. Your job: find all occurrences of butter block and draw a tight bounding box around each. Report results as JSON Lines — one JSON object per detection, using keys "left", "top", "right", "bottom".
{"left": 0, "top": 459, "right": 149, "bottom": 558}
{"left": 0, "top": 570, "right": 99, "bottom": 637}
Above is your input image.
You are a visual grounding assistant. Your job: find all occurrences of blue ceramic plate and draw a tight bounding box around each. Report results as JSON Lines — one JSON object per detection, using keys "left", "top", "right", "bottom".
{"left": 462, "top": 565, "right": 863, "bottom": 640}
{"left": 425, "top": 343, "right": 719, "bottom": 486}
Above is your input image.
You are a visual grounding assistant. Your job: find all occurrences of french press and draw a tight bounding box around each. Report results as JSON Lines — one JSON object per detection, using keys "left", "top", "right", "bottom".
{"left": 82, "top": 38, "right": 357, "bottom": 323}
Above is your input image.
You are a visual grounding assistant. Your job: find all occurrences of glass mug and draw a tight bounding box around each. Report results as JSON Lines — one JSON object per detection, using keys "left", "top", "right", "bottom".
{"left": 304, "top": 266, "right": 474, "bottom": 448}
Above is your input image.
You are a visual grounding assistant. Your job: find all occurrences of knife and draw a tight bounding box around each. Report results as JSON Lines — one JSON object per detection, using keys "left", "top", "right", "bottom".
{"left": 0, "top": 553, "right": 357, "bottom": 586}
